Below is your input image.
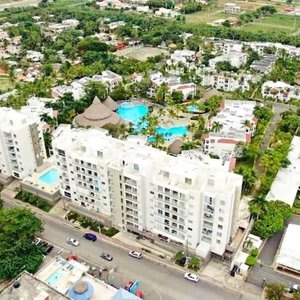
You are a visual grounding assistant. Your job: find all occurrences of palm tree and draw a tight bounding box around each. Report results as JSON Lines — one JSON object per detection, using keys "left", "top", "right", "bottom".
{"left": 211, "top": 122, "right": 223, "bottom": 133}
{"left": 243, "top": 119, "right": 251, "bottom": 129}
{"left": 118, "top": 123, "right": 129, "bottom": 139}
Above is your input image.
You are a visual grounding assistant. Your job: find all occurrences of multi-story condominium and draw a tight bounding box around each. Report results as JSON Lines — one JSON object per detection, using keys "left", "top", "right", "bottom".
{"left": 262, "top": 81, "right": 300, "bottom": 102}
{"left": 203, "top": 100, "right": 257, "bottom": 157}
{"left": 199, "top": 68, "right": 252, "bottom": 92}
{"left": 0, "top": 108, "right": 46, "bottom": 179}
{"left": 53, "top": 125, "right": 243, "bottom": 257}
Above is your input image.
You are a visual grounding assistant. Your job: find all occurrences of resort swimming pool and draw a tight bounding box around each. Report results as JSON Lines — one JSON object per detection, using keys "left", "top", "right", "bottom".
{"left": 188, "top": 105, "right": 198, "bottom": 112}
{"left": 39, "top": 168, "right": 59, "bottom": 185}
{"left": 148, "top": 126, "right": 188, "bottom": 142}
{"left": 117, "top": 103, "right": 148, "bottom": 125}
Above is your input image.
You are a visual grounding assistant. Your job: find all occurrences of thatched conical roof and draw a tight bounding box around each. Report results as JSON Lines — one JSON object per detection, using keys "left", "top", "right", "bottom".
{"left": 75, "top": 96, "right": 123, "bottom": 128}
{"left": 168, "top": 139, "right": 183, "bottom": 155}
{"left": 103, "top": 96, "right": 119, "bottom": 111}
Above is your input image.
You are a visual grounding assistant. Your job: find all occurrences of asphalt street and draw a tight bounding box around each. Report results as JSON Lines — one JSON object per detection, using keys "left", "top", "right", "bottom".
{"left": 41, "top": 215, "right": 241, "bottom": 300}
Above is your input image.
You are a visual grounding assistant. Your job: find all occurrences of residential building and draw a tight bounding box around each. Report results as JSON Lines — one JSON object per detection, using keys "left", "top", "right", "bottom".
{"left": 108, "top": 21, "right": 126, "bottom": 30}
{"left": 275, "top": 224, "right": 300, "bottom": 276}
{"left": 96, "top": 0, "right": 131, "bottom": 10}
{"left": 61, "top": 19, "right": 80, "bottom": 28}
{"left": 203, "top": 100, "right": 257, "bottom": 157}
{"left": 168, "top": 83, "right": 196, "bottom": 100}
{"left": 199, "top": 68, "right": 253, "bottom": 92}
{"left": 53, "top": 125, "right": 243, "bottom": 257}
{"left": 251, "top": 55, "right": 277, "bottom": 74}
{"left": 155, "top": 8, "right": 180, "bottom": 18}
{"left": 26, "top": 50, "right": 44, "bottom": 62}
{"left": 261, "top": 81, "right": 300, "bottom": 101}
{"left": 266, "top": 136, "right": 300, "bottom": 207}
{"left": 136, "top": 5, "right": 150, "bottom": 13}
{"left": 224, "top": 3, "right": 241, "bottom": 14}
{"left": 166, "top": 50, "right": 196, "bottom": 75}
{"left": 0, "top": 108, "right": 46, "bottom": 179}
{"left": 209, "top": 52, "right": 247, "bottom": 69}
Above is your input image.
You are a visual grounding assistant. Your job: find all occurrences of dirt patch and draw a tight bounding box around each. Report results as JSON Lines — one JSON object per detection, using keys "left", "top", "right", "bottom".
{"left": 114, "top": 46, "right": 169, "bottom": 61}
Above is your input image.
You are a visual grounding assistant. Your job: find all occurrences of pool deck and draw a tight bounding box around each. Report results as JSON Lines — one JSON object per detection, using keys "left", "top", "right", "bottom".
{"left": 21, "top": 157, "right": 60, "bottom": 202}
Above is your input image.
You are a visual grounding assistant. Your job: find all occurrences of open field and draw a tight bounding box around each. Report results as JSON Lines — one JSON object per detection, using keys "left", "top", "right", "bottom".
{"left": 239, "top": 14, "right": 300, "bottom": 35}
{"left": 186, "top": 10, "right": 232, "bottom": 24}
{"left": 114, "top": 46, "right": 168, "bottom": 61}
{"left": 0, "top": 0, "right": 38, "bottom": 11}
{"left": 0, "top": 75, "right": 13, "bottom": 92}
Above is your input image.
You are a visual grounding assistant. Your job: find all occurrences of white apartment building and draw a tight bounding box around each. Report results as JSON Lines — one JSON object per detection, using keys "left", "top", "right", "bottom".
{"left": 200, "top": 69, "right": 252, "bottom": 92}
{"left": 53, "top": 125, "right": 243, "bottom": 257}
{"left": 0, "top": 108, "right": 46, "bottom": 179}
{"left": 224, "top": 3, "right": 241, "bottom": 14}
{"left": 204, "top": 100, "right": 257, "bottom": 157}
{"left": 166, "top": 50, "right": 196, "bottom": 75}
{"left": 209, "top": 51, "right": 247, "bottom": 69}
{"left": 262, "top": 81, "right": 300, "bottom": 102}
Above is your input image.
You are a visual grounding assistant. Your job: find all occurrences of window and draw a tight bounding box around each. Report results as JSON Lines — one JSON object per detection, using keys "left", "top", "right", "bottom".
{"left": 158, "top": 209, "right": 163, "bottom": 215}
{"left": 218, "top": 225, "right": 223, "bottom": 229}
{"left": 217, "top": 232, "right": 222, "bottom": 237}
{"left": 216, "top": 239, "right": 221, "bottom": 244}
{"left": 185, "top": 178, "right": 192, "bottom": 185}
{"left": 133, "top": 163, "right": 139, "bottom": 171}
{"left": 218, "top": 217, "right": 224, "bottom": 222}
{"left": 163, "top": 171, "right": 169, "bottom": 178}
{"left": 165, "top": 204, "right": 170, "bottom": 209}
{"left": 220, "top": 200, "right": 226, "bottom": 206}
{"left": 219, "top": 208, "right": 224, "bottom": 214}
{"left": 97, "top": 151, "right": 103, "bottom": 158}
{"left": 188, "top": 227, "right": 193, "bottom": 231}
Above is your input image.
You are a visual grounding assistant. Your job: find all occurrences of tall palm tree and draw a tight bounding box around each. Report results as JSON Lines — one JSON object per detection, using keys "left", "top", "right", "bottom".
{"left": 211, "top": 121, "right": 223, "bottom": 133}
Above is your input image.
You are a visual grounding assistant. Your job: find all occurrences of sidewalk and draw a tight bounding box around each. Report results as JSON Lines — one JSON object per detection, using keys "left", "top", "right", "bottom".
{"left": 49, "top": 199, "right": 69, "bottom": 219}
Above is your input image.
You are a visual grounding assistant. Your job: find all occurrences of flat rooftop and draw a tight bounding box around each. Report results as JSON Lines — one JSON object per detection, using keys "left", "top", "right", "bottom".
{"left": 0, "top": 271, "right": 68, "bottom": 300}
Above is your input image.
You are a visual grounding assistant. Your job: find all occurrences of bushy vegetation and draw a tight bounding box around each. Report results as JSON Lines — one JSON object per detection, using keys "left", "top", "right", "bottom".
{"left": 67, "top": 211, "right": 119, "bottom": 237}
{"left": 245, "top": 255, "right": 257, "bottom": 267}
{"left": 16, "top": 191, "right": 52, "bottom": 212}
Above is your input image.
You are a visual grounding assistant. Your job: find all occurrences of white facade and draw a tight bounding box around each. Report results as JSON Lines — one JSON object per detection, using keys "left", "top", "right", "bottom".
{"left": 52, "top": 125, "right": 243, "bottom": 257}
{"left": 0, "top": 108, "right": 46, "bottom": 179}
{"left": 199, "top": 68, "right": 252, "bottom": 92}
{"left": 209, "top": 52, "right": 247, "bottom": 69}
{"left": 224, "top": 3, "right": 241, "bottom": 14}
{"left": 168, "top": 83, "right": 196, "bottom": 100}
{"left": 204, "top": 100, "right": 257, "bottom": 157}
{"left": 262, "top": 81, "right": 300, "bottom": 102}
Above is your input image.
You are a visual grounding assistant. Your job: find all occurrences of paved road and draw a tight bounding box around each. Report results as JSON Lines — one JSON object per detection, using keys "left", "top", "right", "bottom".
{"left": 4, "top": 200, "right": 242, "bottom": 300}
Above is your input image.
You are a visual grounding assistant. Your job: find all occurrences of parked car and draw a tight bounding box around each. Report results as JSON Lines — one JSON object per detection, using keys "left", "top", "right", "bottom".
{"left": 129, "top": 251, "right": 143, "bottom": 259}
{"left": 135, "top": 290, "right": 144, "bottom": 299}
{"left": 100, "top": 252, "right": 113, "bottom": 261}
{"left": 124, "top": 281, "right": 133, "bottom": 291}
{"left": 83, "top": 233, "right": 97, "bottom": 241}
{"left": 293, "top": 285, "right": 300, "bottom": 291}
{"left": 67, "top": 237, "right": 80, "bottom": 247}
{"left": 32, "top": 238, "right": 41, "bottom": 245}
{"left": 184, "top": 272, "right": 199, "bottom": 283}
{"left": 45, "top": 245, "right": 54, "bottom": 254}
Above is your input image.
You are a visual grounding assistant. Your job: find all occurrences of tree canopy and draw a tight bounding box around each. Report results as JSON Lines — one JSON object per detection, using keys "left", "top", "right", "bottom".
{"left": 0, "top": 208, "right": 44, "bottom": 279}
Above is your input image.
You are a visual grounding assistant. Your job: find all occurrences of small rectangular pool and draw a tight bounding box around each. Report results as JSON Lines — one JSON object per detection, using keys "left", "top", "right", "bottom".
{"left": 39, "top": 168, "right": 59, "bottom": 185}
{"left": 46, "top": 267, "right": 66, "bottom": 286}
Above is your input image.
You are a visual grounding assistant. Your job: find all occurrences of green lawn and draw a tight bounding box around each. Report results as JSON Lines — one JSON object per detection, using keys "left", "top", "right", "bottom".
{"left": 0, "top": 75, "right": 13, "bottom": 92}
{"left": 239, "top": 14, "right": 300, "bottom": 35}
{"left": 186, "top": 10, "right": 232, "bottom": 25}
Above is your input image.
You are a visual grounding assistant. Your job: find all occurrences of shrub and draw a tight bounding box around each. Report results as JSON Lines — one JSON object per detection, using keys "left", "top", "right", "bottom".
{"left": 101, "top": 227, "right": 119, "bottom": 237}
{"left": 16, "top": 191, "right": 52, "bottom": 212}
{"left": 245, "top": 255, "right": 257, "bottom": 266}
{"left": 250, "top": 248, "right": 259, "bottom": 258}
{"left": 294, "top": 200, "right": 300, "bottom": 209}
{"left": 188, "top": 256, "right": 201, "bottom": 271}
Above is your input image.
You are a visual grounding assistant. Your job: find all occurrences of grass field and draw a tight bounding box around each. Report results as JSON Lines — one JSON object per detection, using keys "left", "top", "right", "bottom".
{"left": 114, "top": 46, "right": 169, "bottom": 61}
{"left": 0, "top": 75, "right": 13, "bottom": 92}
{"left": 239, "top": 14, "right": 300, "bottom": 35}
{"left": 186, "top": 10, "right": 232, "bottom": 24}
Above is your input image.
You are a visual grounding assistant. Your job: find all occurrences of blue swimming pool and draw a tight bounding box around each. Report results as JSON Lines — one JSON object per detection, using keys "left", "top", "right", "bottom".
{"left": 46, "top": 267, "right": 66, "bottom": 286}
{"left": 155, "top": 126, "right": 188, "bottom": 141}
{"left": 188, "top": 105, "right": 198, "bottom": 112}
{"left": 39, "top": 168, "right": 59, "bottom": 185}
{"left": 117, "top": 103, "right": 148, "bottom": 125}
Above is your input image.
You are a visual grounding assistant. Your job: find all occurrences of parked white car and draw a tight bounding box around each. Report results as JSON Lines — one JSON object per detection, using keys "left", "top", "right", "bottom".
{"left": 129, "top": 250, "right": 143, "bottom": 259}
{"left": 66, "top": 237, "right": 80, "bottom": 247}
{"left": 184, "top": 272, "right": 199, "bottom": 283}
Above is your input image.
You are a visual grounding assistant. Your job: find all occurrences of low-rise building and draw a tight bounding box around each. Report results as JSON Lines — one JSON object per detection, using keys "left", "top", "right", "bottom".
{"left": 203, "top": 100, "right": 257, "bottom": 157}
{"left": 224, "top": 2, "right": 241, "bottom": 14}
{"left": 209, "top": 51, "right": 247, "bottom": 69}
{"left": 136, "top": 5, "right": 150, "bottom": 13}
{"left": 53, "top": 125, "right": 243, "bottom": 257}
{"left": 275, "top": 224, "right": 300, "bottom": 276}
{"left": 155, "top": 8, "right": 180, "bottom": 18}
{"left": 26, "top": 50, "right": 44, "bottom": 62}
{"left": 266, "top": 136, "right": 300, "bottom": 207}
{"left": 251, "top": 54, "right": 277, "bottom": 74}
{"left": 168, "top": 83, "right": 196, "bottom": 100}
{"left": 261, "top": 81, "right": 300, "bottom": 101}
{"left": 199, "top": 68, "right": 253, "bottom": 92}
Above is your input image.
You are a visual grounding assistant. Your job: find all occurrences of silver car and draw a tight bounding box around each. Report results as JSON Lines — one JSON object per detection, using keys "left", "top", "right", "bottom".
{"left": 66, "top": 237, "right": 80, "bottom": 247}
{"left": 129, "top": 250, "right": 143, "bottom": 259}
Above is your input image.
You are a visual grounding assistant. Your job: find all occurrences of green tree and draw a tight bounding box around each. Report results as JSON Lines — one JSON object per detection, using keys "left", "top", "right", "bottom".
{"left": 235, "top": 166, "right": 257, "bottom": 193}
{"left": 84, "top": 81, "right": 108, "bottom": 104}
{"left": 0, "top": 208, "right": 43, "bottom": 279}
{"left": 174, "top": 251, "right": 185, "bottom": 266}
{"left": 155, "top": 83, "right": 168, "bottom": 104}
{"left": 265, "top": 283, "right": 285, "bottom": 300}
{"left": 109, "top": 84, "right": 132, "bottom": 101}
{"left": 188, "top": 256, "right": 201, "bottom": 271}
{"left": 171, "top": 91, "right": 184, "bottom": 104}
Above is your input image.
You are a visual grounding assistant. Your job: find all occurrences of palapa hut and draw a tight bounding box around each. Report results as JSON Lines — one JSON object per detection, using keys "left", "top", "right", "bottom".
{"left": 103, "top": 96, "right": 119, "bottom": 111}
{"left": 168, "top": 139, "right": 183, "bottom": 155}
{"left": 74, "top": 96, "right": 123, "bottom": 128}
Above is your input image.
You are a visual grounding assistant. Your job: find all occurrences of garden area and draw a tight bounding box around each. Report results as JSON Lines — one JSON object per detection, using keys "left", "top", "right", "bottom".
{"left": 66, "top": 211, "right": 119, "bottom": 237}
{"left": 173, "top": 251, "right": 201, "bottom": 271}
{"left": 16, "top": 190, "right": 53, "bottom": 212}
